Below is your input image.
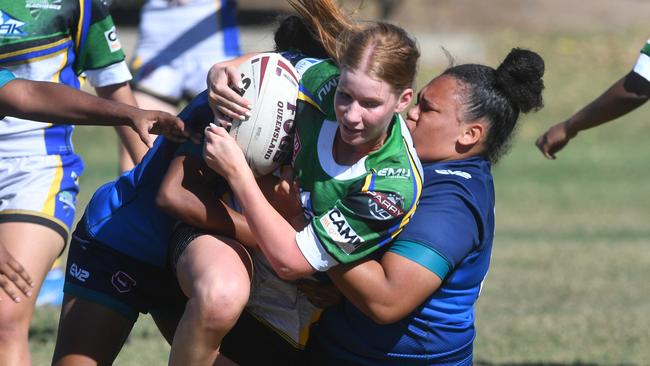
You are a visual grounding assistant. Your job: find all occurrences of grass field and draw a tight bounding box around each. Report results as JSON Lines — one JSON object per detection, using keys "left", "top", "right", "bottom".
{"left": 28, "top": 27, "right": 650, "bottom": 365}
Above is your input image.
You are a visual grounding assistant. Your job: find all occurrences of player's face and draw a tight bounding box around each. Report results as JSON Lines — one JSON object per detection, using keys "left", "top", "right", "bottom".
{"left": 334, "top": 67, "right": 410, "bottom": 155}
{"left": 406, "top": 75, "right": 467, "bottom": 162}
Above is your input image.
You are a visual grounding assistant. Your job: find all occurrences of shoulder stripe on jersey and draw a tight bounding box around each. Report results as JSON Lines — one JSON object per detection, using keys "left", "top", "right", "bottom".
{"left": 75, "top": 0, "right": 91, "bottom": 53}
{"left": 298, "top": 91, "right": 323, "bottom": 114}
{"left": 0, "top": 38, "right": 72, "bottom": 64}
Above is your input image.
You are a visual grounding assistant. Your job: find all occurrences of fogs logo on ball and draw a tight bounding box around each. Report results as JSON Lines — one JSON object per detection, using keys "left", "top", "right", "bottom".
{"left": 104, "top": 26, "right": 122, "bottom": 53}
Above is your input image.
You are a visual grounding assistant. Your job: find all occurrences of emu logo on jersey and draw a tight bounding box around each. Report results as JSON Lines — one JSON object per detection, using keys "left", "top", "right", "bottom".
{"left": 112, "top": 271, "right": 136, "bottom": 293}
{"left": 377, "top": 167, "right": 411, "bottom": 179}
{"left": 320, "top": 208, "right": 364, "bottom": 254}
{"left": 104, "top": 26, "right": 122, "bottom": 53}
{"left": 0, "top": 11, "right": 26, "bottom": 37}
{"left": 69, "top": 263, "right": 89, "bottom": 282}
{"left": 367, "top": 191, "right": 404, "bottom": 220}
{"left": 316, "top": 78, "right": 338, "bottom": 102}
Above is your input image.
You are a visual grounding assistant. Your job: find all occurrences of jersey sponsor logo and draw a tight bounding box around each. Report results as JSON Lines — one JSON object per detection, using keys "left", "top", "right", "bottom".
{"left": 0, "top": 11, "right": 27, "bottom": 37}
{"left": 367, "top": 191, "right": 404, "bottom": 220}
{"left": 104, "top": 26, "right": 122, "bottom": 53}
{"left": 111, "top": 271, "right": 136, "bottom": 293}
{"left": 319, "top": 208, "right": 364, "bottom": 254}
{"left": 377, "top": 167, "right": 411, "bottom": 179}
{"left": 316, "top": 78, "right": 338, "bottom": 102}
{"left": 435, "top": 169, "right": 472, "bottom": 179}
{"left": 26, "top": 0, "right": 62, "bottom": 11}
{"left": 69, "top": 263, "right": 90, "bottom": 282}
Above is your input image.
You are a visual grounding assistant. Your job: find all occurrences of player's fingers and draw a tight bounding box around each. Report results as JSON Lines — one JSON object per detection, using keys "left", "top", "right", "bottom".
{"left": 7, "top": 257, "right": 34, "bottom": 289}
{"left": 0, "top": 273, "right": 21, "bottom": 303}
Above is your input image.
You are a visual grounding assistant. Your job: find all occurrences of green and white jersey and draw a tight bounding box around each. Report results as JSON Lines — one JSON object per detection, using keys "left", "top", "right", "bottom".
{"left": 292, "top": 104, "right": 423, "bottom": 270}
{"left": 0, "top": 0, "right": 131, "bottom": 156}
{"left": 633, "top": 39, "right": 650, "bottom": 82}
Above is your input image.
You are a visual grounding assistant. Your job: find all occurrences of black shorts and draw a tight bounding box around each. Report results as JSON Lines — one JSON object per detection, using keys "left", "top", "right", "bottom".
{"left": 221, "top": 310, "right": 305, "bottom": 366}
{"left": 63, "top": 221, "right": 187, "bottom": 322}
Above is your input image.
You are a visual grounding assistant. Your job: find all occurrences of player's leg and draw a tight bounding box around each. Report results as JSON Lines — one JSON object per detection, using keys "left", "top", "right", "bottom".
{"left": 0, "top": 222, "right": 63, "bottom": 365}
{"left": 169, "top": 232, "right": 252, "bottom": 366}
{"left": 0, "top": 154, "right": 80, "bottom": 365}
{"left": 51, "top": 294, "right": 135, "bottom": 366}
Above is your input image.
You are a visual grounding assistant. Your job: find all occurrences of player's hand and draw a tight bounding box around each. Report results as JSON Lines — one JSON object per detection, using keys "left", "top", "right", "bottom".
{"left": 203, "top": 123, "right": 251, "bottom": 180}
{"left": 206, "top": 62, "right": 251, "bottom": 127}
{"left": 297, "top": 279, "right": 342, "bottom": 308}
{"left": 130, "top": 110, "right": 197, "bottom": 147}
{"left": 535, "top": 120, "right": 577, "bottom": 160}
{"left": 0, "top": 243, "right": 34, "bottom": 303}
{"left": 272, "top": 166, "right": 306, "bottom": 229}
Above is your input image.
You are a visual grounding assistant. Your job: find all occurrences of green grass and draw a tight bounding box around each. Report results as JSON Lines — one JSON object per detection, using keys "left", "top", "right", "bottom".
{"left": 30, "top": 28, "right": 650, "bottom": 364}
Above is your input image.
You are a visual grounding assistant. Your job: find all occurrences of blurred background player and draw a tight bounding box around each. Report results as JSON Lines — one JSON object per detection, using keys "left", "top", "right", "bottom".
{"left": 536, "top": 38, "right": 650, "bottom": 159}
{"left": 123, "top": 0, "right": 241, "bottom": 171}
{"left": 0, "top": 2, "right": 149, "bottom": 364}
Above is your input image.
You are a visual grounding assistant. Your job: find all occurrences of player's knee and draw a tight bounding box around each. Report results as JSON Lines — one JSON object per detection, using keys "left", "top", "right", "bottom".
{"left": 192, "top": 279, "right": 249, "bottom": 331}
{"left": 0, "top": 309, "right": 28, "bottom": 344}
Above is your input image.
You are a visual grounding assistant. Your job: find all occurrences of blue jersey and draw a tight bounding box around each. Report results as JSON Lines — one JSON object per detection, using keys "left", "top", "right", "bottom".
{"left": 83, "top": 91, "right": 213, "bottom": 267}
{"left": 311, "top": 157, "right": 495, "bottom": 365}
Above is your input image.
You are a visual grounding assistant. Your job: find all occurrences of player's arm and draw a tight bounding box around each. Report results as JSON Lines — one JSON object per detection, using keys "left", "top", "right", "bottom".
{"left": 156, "top": 153, "right": 258, "bottom": 248}
{"left": 95, "top": 82, "right": 150, "bottom": 164}
{"left": 536, "top": 71, "right": 650, "bottom": 159}
{"left": 326, "top": 252, "right": 442, "bottom": 324}
{"left": 202, "top": 125, "right": 315, "bottom": 279}
{"left": 0, "top": 78, "right": 188, "bottom": 145}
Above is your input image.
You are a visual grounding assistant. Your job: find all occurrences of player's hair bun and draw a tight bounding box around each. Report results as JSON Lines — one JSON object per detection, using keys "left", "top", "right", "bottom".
{"left": 496, "top": 48, "right": 545, "bottom": 113}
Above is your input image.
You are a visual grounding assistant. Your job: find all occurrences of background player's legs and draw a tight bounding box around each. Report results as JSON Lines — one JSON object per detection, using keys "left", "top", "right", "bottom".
{"left": 0, "top": 222, "right": 64, "bottom": 365}
{"left": 52, "top": 294, "right": 135, "bottom": 366}
{"left": 169, "top": 235, "right": 252, "bottom": 366}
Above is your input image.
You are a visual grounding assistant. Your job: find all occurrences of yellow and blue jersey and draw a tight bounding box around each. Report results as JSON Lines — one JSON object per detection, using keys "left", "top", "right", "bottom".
{"left": 0, "top": 0, "right": 131, "bottom": 157}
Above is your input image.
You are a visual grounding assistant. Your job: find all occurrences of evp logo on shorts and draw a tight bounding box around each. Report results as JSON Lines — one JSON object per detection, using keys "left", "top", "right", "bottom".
{"left": 112, "top": 271, "right": 136, "bottom": 293}
{"left": 69, "top": 263, "right": 89, "bottom": 282}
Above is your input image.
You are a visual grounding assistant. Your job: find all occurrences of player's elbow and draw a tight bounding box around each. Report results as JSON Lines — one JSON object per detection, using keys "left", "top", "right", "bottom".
{"left": 362, "top": 303, "right": 406, "bottom": 325}
{"left": 155, "top": 186, "right": 180, "bottom": 216}
{"left": 269, "top": 257, "right": 314, "bottom": 281}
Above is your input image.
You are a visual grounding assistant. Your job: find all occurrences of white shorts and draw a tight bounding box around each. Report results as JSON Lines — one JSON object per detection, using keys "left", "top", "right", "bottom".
{"left": 0, "top": 154, "right": 84, "bottom": 241}
{"left": 130, "top": 0, "right": 241, "bottom": 101}
{"left": 246, "top": 251, "right": 323, "bottom": 349}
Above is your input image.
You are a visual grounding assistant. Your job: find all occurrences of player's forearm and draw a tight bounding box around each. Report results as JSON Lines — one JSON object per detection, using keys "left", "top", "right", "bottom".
{"left": 0, "top": 79, "right": 137, "bottom": 126}
{"left": 327, "top": 260, "right": 402, "bottom": 324}
{"left": 157, "top": 157, "right": 258, "bottom": 247}
{"left": 95, "top": 83, "right": 149, "bottom": 163}
{"left": 229, "top": 173, "right": 314, "bottom": 279}
{"left": 566, "top": 72, "right": 650, "bottom": 135}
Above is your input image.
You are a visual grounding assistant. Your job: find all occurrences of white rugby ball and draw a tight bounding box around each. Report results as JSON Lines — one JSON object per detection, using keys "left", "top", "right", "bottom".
{"left": 229, "top": 53, "right": 300, "bottom": 177}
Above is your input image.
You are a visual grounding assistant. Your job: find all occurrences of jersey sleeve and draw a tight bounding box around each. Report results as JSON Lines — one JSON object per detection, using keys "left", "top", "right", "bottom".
{"left": 388, "top": 179, "right": 482, "bottom": 279}
{"left": 298, "top": 169, "right": 421, "bottom": 271}
{"left": 633, "top": 39, "right": 650, "bottom": 82}
{"left": 74, "top": 0, "right": 131, "bottom": 86}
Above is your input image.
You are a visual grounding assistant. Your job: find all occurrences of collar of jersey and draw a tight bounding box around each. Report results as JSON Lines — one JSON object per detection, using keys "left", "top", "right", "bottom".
{"left": 317, "top": 120, "right": 368, "bottom": 180}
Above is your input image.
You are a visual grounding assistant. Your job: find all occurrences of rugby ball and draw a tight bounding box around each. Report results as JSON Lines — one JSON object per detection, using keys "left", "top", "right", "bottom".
{"left": 229, "top": 53, "right": 300, "bottom": 177}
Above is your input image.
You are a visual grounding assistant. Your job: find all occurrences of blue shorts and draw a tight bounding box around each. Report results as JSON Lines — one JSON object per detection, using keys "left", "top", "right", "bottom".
{"left": 63, "top": 219, "right": 187, "bottom": 321}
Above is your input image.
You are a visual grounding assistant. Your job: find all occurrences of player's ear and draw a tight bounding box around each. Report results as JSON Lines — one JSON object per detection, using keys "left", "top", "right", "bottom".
{"left": 395, "top": 88, "right": 413, "bottom": 113}
{"left": 458, "top": 121, "right": 484, "bottom": 147}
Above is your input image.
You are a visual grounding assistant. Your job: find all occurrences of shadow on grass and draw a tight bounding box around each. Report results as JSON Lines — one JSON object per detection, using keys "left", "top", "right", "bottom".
{"left": 475, "top": 362, "right": 638, "bottom": 366}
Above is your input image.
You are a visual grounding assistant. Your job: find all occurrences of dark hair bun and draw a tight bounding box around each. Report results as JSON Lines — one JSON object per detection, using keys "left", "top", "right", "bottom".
{"left": 274, "top": 15, "right": 329, "bottom": 59}
{"left": 496, "top": 48, "right": 545, "bottom": 113}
